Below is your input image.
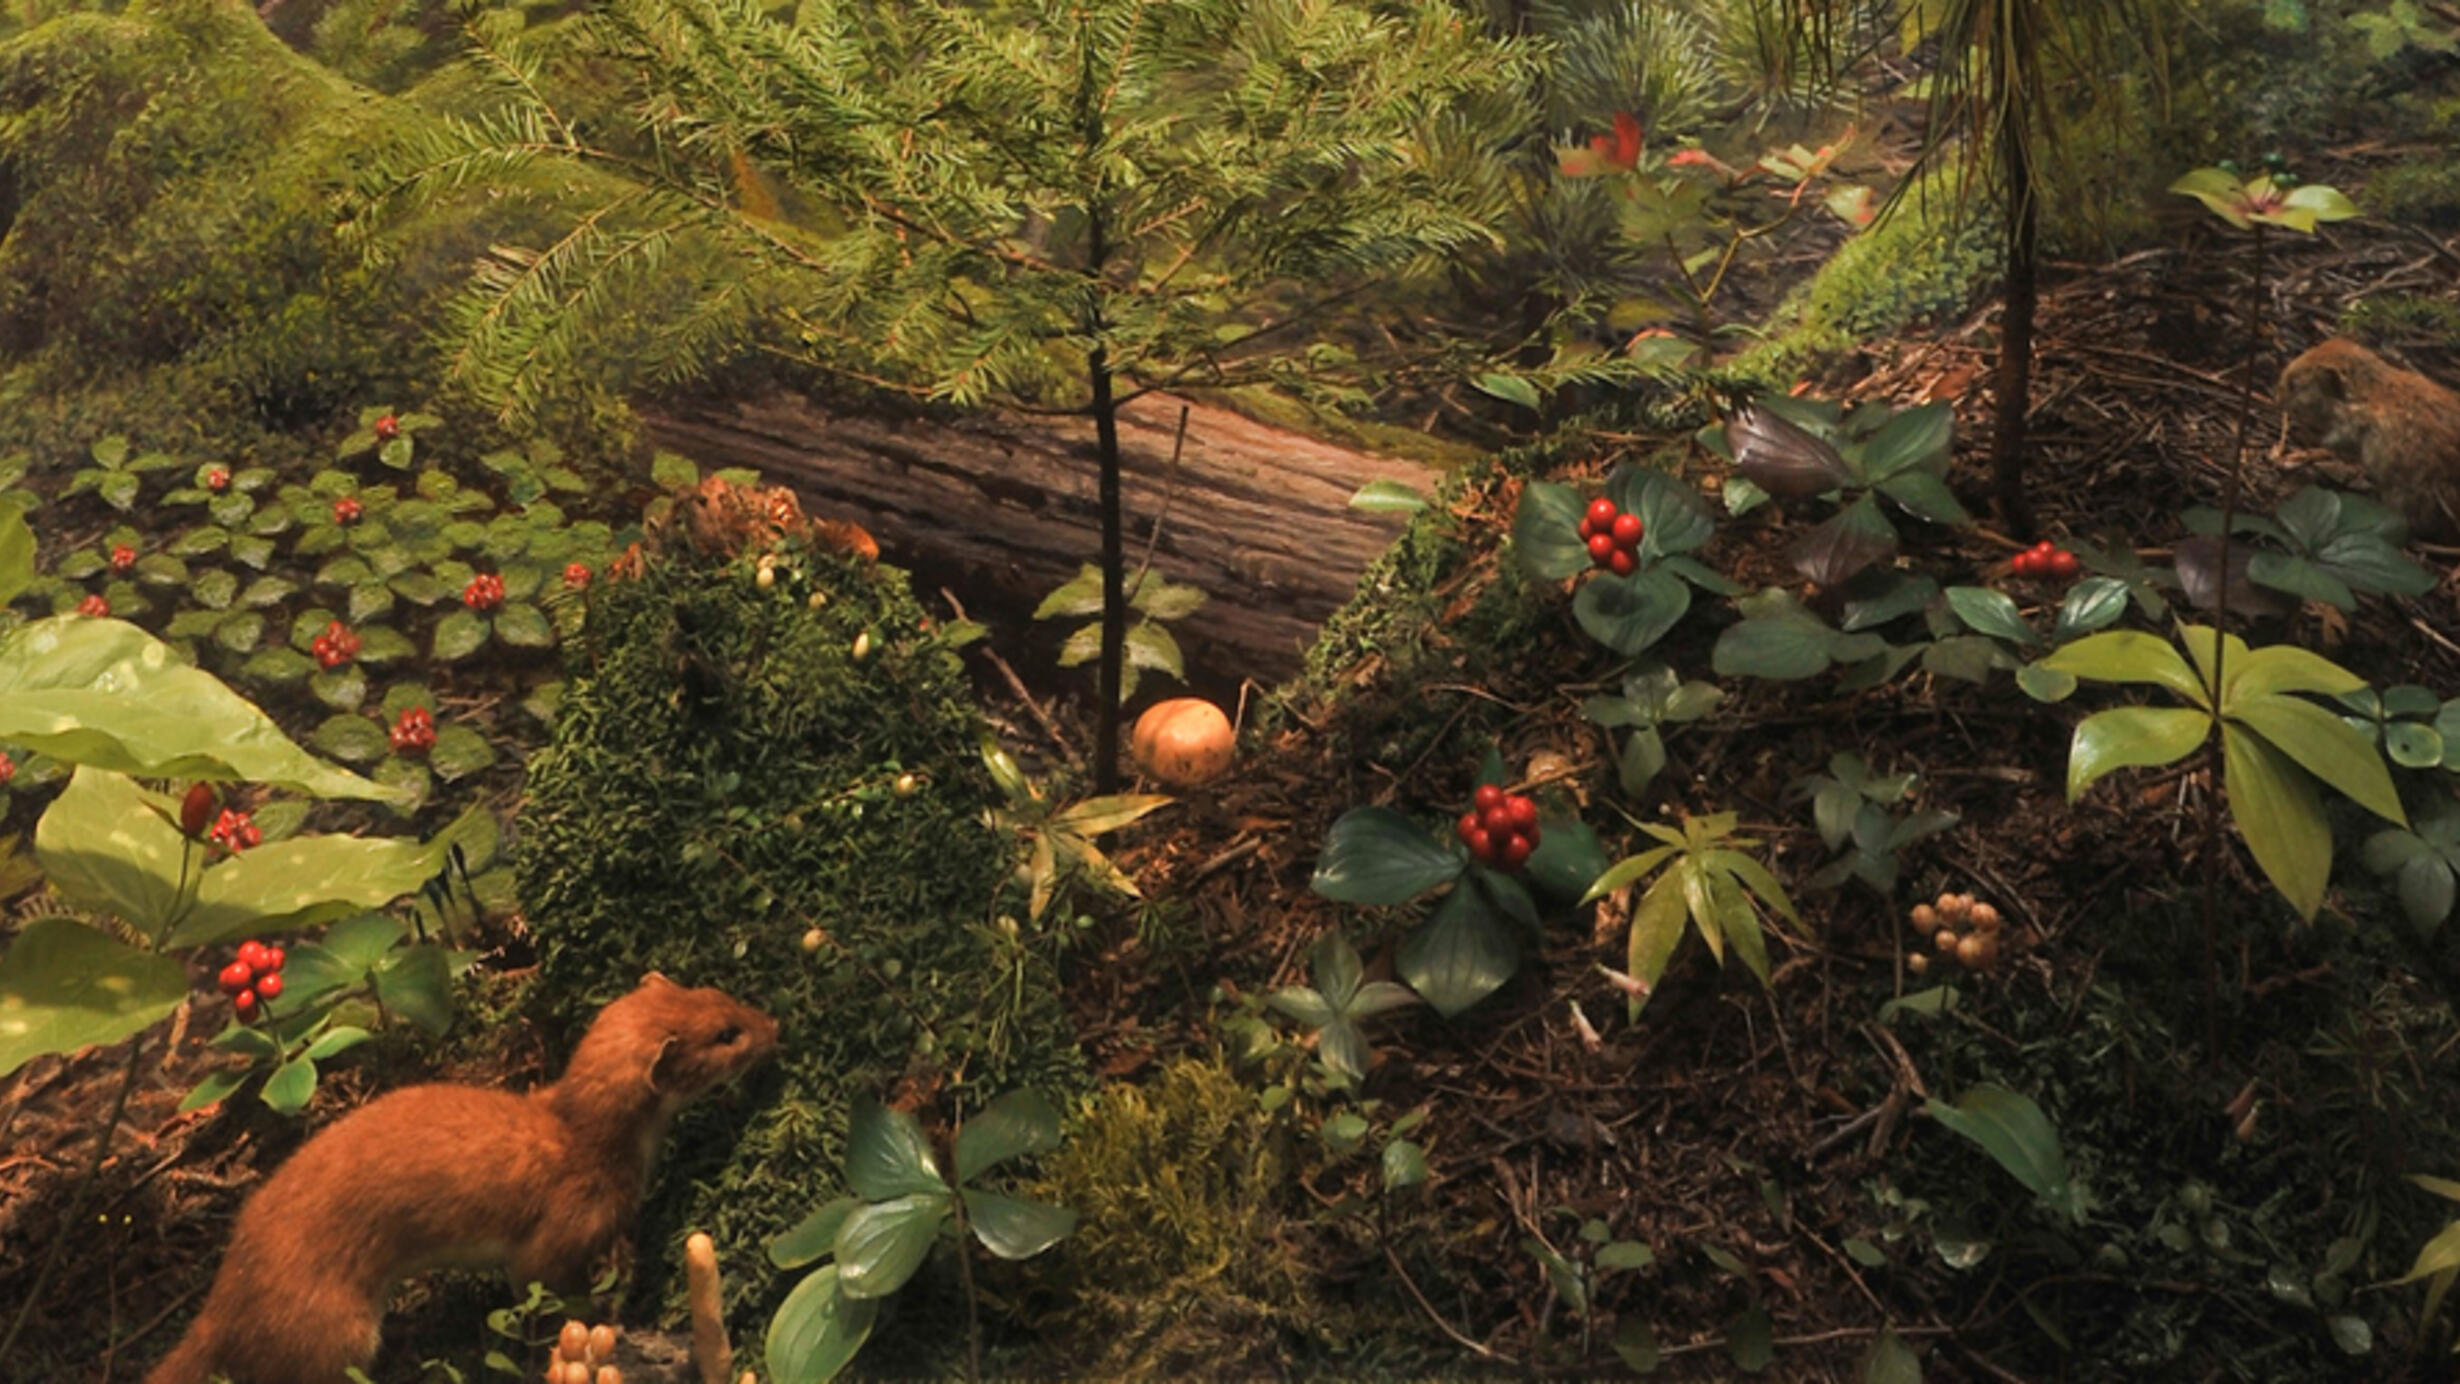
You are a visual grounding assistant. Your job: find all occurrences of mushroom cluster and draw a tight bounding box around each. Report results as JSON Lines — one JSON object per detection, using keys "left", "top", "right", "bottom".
{"left": 1906, "top": 891, "right": 2007, "bottom": 974}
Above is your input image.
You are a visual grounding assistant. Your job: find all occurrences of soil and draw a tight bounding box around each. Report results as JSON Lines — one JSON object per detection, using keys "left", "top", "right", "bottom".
{"left": 7, "top": 151, "right": 2460, "bottom": 1384}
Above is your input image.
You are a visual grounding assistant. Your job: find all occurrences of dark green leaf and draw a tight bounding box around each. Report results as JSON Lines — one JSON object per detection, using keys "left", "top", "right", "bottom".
{"left": 1789, "top": 495, "right": 1898, "bottom": 587}
{"left": 764, "top": 1265, "right": 877, "bottom": 1384}
{"left": 771, "top": 1197, "right": 863, "bottom": 1270}
{"left": 836, "top": 1192, "right": 951, "bottom": 1299}
{"left": 1396, "top": 886, "right": 1518, "bottom": 1019}
{"left": 963, "top": 1189, "right": 1076, "bottom": 1260}
{"left": 845, "top": 1098, "right": 946, "bottom": 1200}
{"left": 1310, "top": 807, "right": 1463, "bottom": 906}
{"left": 1573, "top": 568, "right": 1690, "bottom": 656}
{"left": 1926, "top": 1084, "right": 2088, "bottom": 1223}
{"left": 1511, "top": 482, "right": 1590, "bottom": 581}
{"left": 955, "top": 1089, "right": 1064, "bottom": 1183}
{"left": 1944, "top": 586, "right": 2039, "bottom": 647}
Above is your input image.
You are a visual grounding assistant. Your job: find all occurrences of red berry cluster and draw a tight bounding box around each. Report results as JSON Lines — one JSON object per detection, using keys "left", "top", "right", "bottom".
{"left": 563, "top": 561, "right": 592, "bottom": 591}
{"left": 310, "top": 619, "right": 360, "bottom": 670}
{"left": 373, "top": 414, "right": 401, "bottom": 442}
{"left": 389, "top": 706, "right": 437, "bottom": 756}
{"left": 333, "top": 496, "right": 363, "bottom": 526}
{"left": 462, "top": 572, "right": 506, "bottom": 612}
{"left": 217, "top": 939, "right": 286, "bottom": 1022}
{"left": 2010, "top": 540, "right": 2079, "bottom": 581}
{"left": 1456, "top": 783, "right": 1543, "bottom": 871}
{"left": 110, "top": 544, "right": 137, "bottom": 574}
{"left": 0, "top": 751, "right": 14, "bottom": 787}
{"left": 1577, "top": 497, "right": 1645, "bottom": 577}
{"left": 209, "top": 807, "right": 262, "bottom": 854}
{"left": 205, "top": 467, "right": 231, "bottom": 493}
{"left": 76, "top": 593, "right": 109, "bottom": 618}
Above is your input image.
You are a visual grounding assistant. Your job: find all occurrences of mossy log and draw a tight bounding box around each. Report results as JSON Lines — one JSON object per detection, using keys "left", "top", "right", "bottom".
{"left": 639, "top": 390, "right": 1438, "bottom": 683}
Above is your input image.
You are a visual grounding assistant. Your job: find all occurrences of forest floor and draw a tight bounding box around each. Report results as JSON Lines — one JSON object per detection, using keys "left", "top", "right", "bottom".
{"left": 7, "top": 153, "right": 2460, "bottom": 1383}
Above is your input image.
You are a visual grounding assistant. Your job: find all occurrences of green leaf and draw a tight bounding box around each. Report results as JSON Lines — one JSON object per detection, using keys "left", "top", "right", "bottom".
{"left": 1614, "top": 1319, "right": 1661, "bottom": 1374}
{"left": 1729, "top": 1305, "right": 1775, "bottom": 1372}
{"left": 1595, "top": 1240, "right": 1655, "bottom": 1271}
{"left": 955, "top": 1089, "right": 1064, "bottom": 1183}
{"left": 1875, "top": 468, "right": 1971, "bottom": 526}
{"left": 835, "top": 1192, "right": 952, "bottom": 1299}
{"left": 262, "top": 1056, "right": 318, "bottom": 1114}
{"left": 0, "top": 506, "right": 34, "bottom": 606}
{"left": 650, "top": 452, "right": 700, "bottom": 488}
{"left": 2229, "top": 693, "right": 2403, "bottom": 825}
{"left": 2400, "top": 856, "right": 2455, "bottom": 934}
{"left": 34, "top": 769, "right": 188, "bottom": 933}
{"left": 1397, "top": 885, "right": 1518, "bottom": 1018}
{"left": 324, "top": 913, "right": 410, "bottom": 969}
{"left": 303, "top": 1025, "right": 374, "bottom": 1063}
{"left": 1861, "top": 1327, "right": 1922, "bottom": 1384}
{"left": 214, "top": 612, "right": 266, "bottom": 655}
{"left": 191, "top": 568, "right": 239, "bottom": 611}
{"left": 771, "top": 1197, "right": 863, "bottom": 1270}
{"left": 1859, "top": 402, "right": 1952, "bottom": 478}
{"left": 1944, "top": 586, "right": 2039, "bottom": 647}
{"left": 1789, "top": 494, "right": 1898, "bottom": 587}
{"left": 764, "top": 1265, "right": 877, "bottom": 1384}
{"left": 1573, "top": 568, "right": 1690, "bottom": 656}
{"left": 845, "top": 1097, "right": 947, "bottom": 1200}
{"left": 2222, "top": 723, "right": 2334, "bottom": 921}
{"left": 2227, "top": 643, "right": 2371, "bottom": 701}
{"left": 432, "top": 610, "right": 490, "bottom": 662}
{"left": 1714, "top": 617, "right": 1835, "bottom": 681}
{"left": 0, "top": 918, "right": 189, "bottom": 1079}
{"left": 429, "top": 725, "right": 498, "bottom": 782}
{"left": 1310, "top": 807, "right": 1464, "bottom": 906}
{"left": 1349, "top": 479, "right": 1427, "bottom": 514}
{"left": 1925, "top": 1084, "right": 2088, "bottom": 1223}
{"left": 310, "top": 666, "right": 368, "bottom": 713}
{"left": 495, "top": 602, "right": 553, "bottom": 648}
{"left": 311, "top": 713, "right": 389, "bottom": 764}
{"left": 172, "top": 832, "right": 447, "bottom": 948}
{"left": 1525, "top": 818, "right": 1610, "bottom": 903}
{"left": 1511, "top": 481, "right": 1590, "bottom": 581}
{"left": 373, "top": 944, "right": 454, "bottom": 1037}
{"left": 1474, "top": 372, "right": 1542, "bottom": 410}
{"left": 178, "top": 1067, "right": 248, "bottom": 1114}
{"left": 2040, "top": 631, "right": 2209, "bottom": 706}
{"left": 241, "top": 646, "right": 316, "bottom": 687}
{"left": 1381, "top": 1138, "right": 1430, "bottom": 1192}
{"left": 963, "top": 1189, "right": 1077, "bottom": 1260}
{"left": 1627, "top": 470, "right": 1717, "bottom": 562}
{"left": 2066, "top": 707, "right": 2211, "bottom": 800}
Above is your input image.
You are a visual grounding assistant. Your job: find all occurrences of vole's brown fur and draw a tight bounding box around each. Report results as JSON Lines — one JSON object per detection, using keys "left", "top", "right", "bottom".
{"left": 145, "top": 974, "right": 777, "bottom": 1384}
{"left": 2278, "top": 338, "right": 2460, "bottom": 540}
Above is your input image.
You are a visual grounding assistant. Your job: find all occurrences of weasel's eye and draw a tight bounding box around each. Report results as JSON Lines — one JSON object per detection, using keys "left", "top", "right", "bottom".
{"left": 716, "top": 1024, "right": 742, "bottom": 1045}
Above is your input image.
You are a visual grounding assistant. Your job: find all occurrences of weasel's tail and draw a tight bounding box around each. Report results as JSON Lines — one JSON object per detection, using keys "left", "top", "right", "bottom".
{"left": 142, "top": 1324, "right": 214, "bottom": 1384}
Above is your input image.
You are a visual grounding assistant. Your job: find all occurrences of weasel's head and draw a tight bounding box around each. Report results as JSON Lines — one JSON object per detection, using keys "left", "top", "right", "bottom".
{"left": 598, "top": 972, "right": 780, "bottom": 1107}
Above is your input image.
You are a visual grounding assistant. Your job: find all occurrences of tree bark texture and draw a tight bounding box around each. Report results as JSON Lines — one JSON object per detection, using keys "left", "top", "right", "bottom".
{"left": 638, "top": 390, "right": 1438, "bottom": 689}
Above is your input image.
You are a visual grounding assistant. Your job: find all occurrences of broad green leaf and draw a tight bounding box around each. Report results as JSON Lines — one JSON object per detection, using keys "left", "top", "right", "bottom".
{"left": 0, "top": 918, "right": 188, "bottom": 1079}
{"left": 1396, "top": 886, "right": 1518, "bottom": 1018}
{"left": 2040, "top": 631, "right": 2208, "bottom": 706}
{"left": 432, "top": 610, "right": 490, "bottom": 662}
{"left": 1625, "top": 871, "right": 1691, "bottom": 1009}
{"left": 1348, "top": 479, "right": 1427, "bottom": 514}
{"left": 1714, "top": 616, "right": 1836, "bottom": 681}
{"left": 303, "top": 1025, "right": 374, "bottom": 1063}
{"left": 955, "top": 1089, "right": 1064, "bottom": 1184}
{"left": 1944, "top": 586, "right": 2039, "bottom": 647}
{"left": 1511, "top": 481, "right": 1590, "bottom": 581}
{"left": 1032, "top": 564, "right": 1106, "bottom": 620}
{"left": 0, "top": 506, "right": 31, "bottom": 606}
{"left": 1925, "top": 1084, "right": 2088, "bottom": 1223}
{"left": 770, "top": 1196, "right": 863, "bottom": 1269}
{"left": 312, "top": 713, "right": 389, "bottom": 764}
{"left": 1266, "top": 986, "right": 1337, "bottom": 1029}
{"left": 35, "top": 769, "right": 189, "bottom": 935}
{"left": 311, "top": 666, "right": 367, "bottom": 713}
{"left": 495, "top": 602, "right": 553, "bottom": 648}
{"left": 1861, "top": 1327, "right": 1921, "bottom": 1384}
{"left": 1859, "top": 402, "right": 1952, "bottom": 479}
{"left": 262, "top": 1056, "right": 318, "bottom": 1113}
{"left": 1474, "top": 372, "right": 1542, "bottom": 410}
{"left": 845, "top": 1098, "right": 946, "bottom": 1200}
{"left": 962, "top": 1189, "right": 1077, "bottom": 1260}
{"left": 0, "top": 618, "right": 393, "bottom": 799}
{"left": 178, "top": 1067, "right": 248, "bottom": 1114}
{"left": 2400, "top": 856, "right": 2455, "bottom": 934}
{"left": 1614, "top": 1319, "right": 1661, "bottom": 1374}
{"left": 1628, "top": 470, "right": 1716, "bottom": 561}
{"left": 2228, "top": 692, "right": 2403, "bottom": 825}
{"left": 1789, "top": 495, "right": 1898, "bottom": 587}
{"left": 1875, "top": 469, "right": 1971, "bottom": 526}
{"left": 835, "top": 1192, "right": 951, "bottom": 1299}
{"left": 240, "top": 646, "right": 314, "bottom": 686}
{"left": 2222, "top": 724, "right": 2334, "bottom": 921}
{"left": 764, "top": 1265, "right": 877, "bottom": 1384}
{"left": 1382, "top": 1137, "right": 1430, "bottom": 1191}
{"left": 429, "top": 726, "right": 498, "bottom": 782}
{"left": 1730, "top": 1305, "right": 1776, "bottom": 1372}
{"left": 1310, "top": 807, "right": 1464, "bottom": 906}
{"left": 1573, "top": 568, "right": 1690, "bottom": 656}
{"left": 2227, "top": 644, "right": 2371, "bottom": 702}
{"left": 1524, "top": 818, "right": 1609, "bottom": 903}
{"left": 372, "top": 944, "right": 454, "bottom": 1036}
{"left": 1595, "top": 1240, "right": 1654, "bottom": 1271}
{"left": 172, "top": 832, "right": 444, "bottom": 948}
{"left": 2066, "top": 708, "right": 2211, "bottom": 800}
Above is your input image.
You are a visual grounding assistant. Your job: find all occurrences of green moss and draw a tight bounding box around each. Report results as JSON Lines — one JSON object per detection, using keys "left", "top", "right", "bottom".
{"left": 513, "top": 546, "right": 1083, "bottom": 1334}
{"left": 2366, "top": 155, "right": 2460, "bottom": 231}
{"left": 1021, "top": 1057, "right": 1326, "bottom": 1377}
{"left": 2340, "top": 292, "right": 2460, "bottom": 348}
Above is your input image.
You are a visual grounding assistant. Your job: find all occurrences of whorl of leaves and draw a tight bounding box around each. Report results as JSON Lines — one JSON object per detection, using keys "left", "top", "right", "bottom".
{"left": 515, "top": 548, "right": 1081, "bottom": 1328}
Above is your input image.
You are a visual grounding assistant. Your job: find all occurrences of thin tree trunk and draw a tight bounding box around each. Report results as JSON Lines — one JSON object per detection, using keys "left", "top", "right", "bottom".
{"left": 1090, "top": 347, "right": 1125, "bottom": 794}
{"left": 1992, "top": 97, "right": 2039, "bottom": 540}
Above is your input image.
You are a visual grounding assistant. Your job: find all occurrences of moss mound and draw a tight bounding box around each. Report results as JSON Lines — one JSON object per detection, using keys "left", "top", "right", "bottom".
{"left": 1024, "top": 1057, "right": 1327, "bottom": 1377}
{"left": 514, "top": 543, "right": 1083, "bottom": 1331}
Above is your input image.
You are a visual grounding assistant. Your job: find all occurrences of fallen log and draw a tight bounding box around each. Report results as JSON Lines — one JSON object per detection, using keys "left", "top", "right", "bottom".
{"left": 639, "top": 390, "right": 1441, "bottom": 687}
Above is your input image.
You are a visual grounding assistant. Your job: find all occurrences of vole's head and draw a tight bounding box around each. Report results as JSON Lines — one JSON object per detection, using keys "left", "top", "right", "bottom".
{"left": 2280, "top": 339, "right": 2388, "bottom": 453}
{"left": 590, "top": 972, "right": 780, "bottom": 1107}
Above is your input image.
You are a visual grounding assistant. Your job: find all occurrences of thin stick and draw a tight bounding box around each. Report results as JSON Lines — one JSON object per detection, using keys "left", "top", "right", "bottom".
{"left": 940, "top": 587, "right": 1081, "bottom": 769}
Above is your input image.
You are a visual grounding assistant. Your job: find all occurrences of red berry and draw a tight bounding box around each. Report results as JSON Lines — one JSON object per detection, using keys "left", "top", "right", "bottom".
{"left": 2049, "top": 550, "right": 2080, "bottom": 580}
{"left": 1506, "top": 795, "right": 1538, "bottom": 831}
{"left": 1611, "top": 513, "right": 1643, "bottom": 548}
{"left": 1522, "top": 823, "right": 1542, "bottom": 850}
{"left": 1467, "top": 828, "right": 1494, "bottom": 861}
{"left": 1586, "top": 497, "right": 1618, "bottom": 530}
{"left": 218, "top": 960, "right": 254, "bottom": 994}
{"left": 253, "top": 973, "right": 282, "bottom": 1001}
{"left": 1501, "top": 833, "right": 1535, "bottom": 868}
{"left": 265, "top": 946, "right": 284, "bottom": 973}
{"left": 0, "top": 752, "right": 14, "bottom": 787}
{"left": 1586, "top": 532, "right": 1615, "bottom": 563}
{"left": 180, "top": 783, "right": 218, "bottom": 837}
{"left": 206, "top": 468, "right": 230, "bottom": 493}
{"left": 1577, "top": 514, "right": 1598, "bottom": 540}
{"left": 77, "top": 594, "right": 109, "bottom": 618}
{"left": 237, "top": 940, "right": 269, "bottom": 972}
{"left": 563, "top": 562, "right": 592, "bottom": 590}
{"left": 233, "top": 989, "right": 258, "bottom": 1019}
{"left": 1483, "top": 803, "right": 1516, "bottom": 836}
{"left": 1608, "top": 548, "right": 1636, "bottom": 577}
{"left": 374, "top": 414, "right": 400, "bottom": 441}
{"left": 1457, "top": 812, "right": 1481, "bottom": 845}
{"left": 1473, "top": 784, "right": 1504, "bottom": 812}
{"left": 333, "top": 496, "right": 362, "bottom": 525}
{"left": 110, "top": 545, "right": 136, "bottom": 573}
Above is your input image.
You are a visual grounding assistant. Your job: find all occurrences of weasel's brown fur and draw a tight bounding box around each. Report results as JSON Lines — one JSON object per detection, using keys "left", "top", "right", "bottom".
{"left": 2278, "top": 338, "right": 2460, "bottom": 540}
{"left": 145, "top": 973, "right": 777, "bottom": 1384}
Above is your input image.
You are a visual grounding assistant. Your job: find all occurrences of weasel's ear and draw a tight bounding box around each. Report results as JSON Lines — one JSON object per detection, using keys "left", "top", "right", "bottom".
{"left": 640, "top": 970, "right": 676, "bottom": 990}
{"left": 646, "top": 1034, "right": 681, "bottom": 1096}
